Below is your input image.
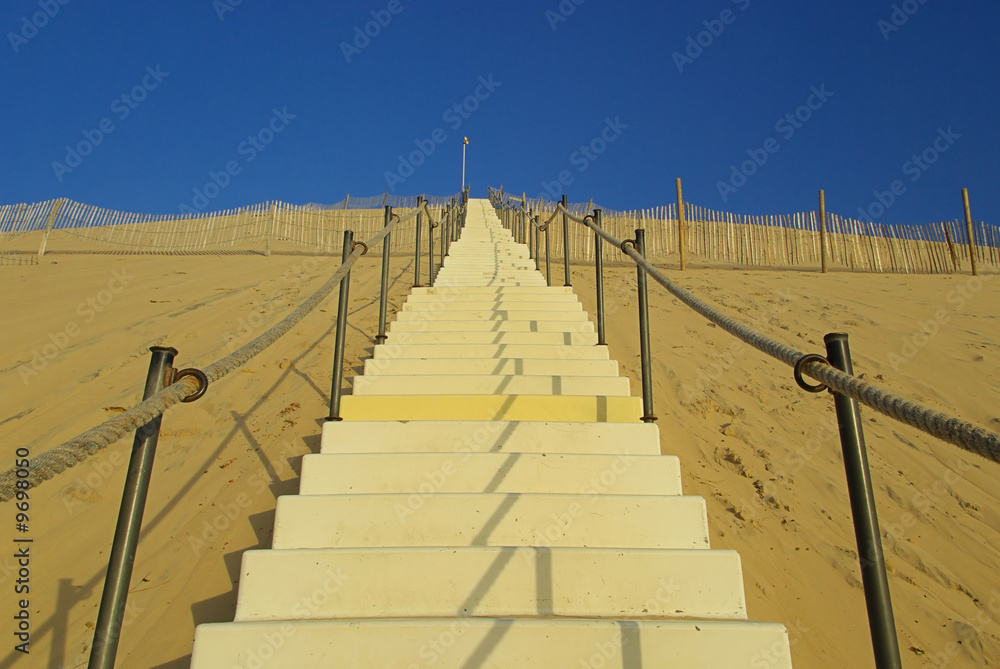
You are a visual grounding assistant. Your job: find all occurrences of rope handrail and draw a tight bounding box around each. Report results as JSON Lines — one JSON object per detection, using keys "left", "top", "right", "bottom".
{"left": 573, "top": 215, "right": 1000, "bottom": 463}
{"left": 0, "top": 213, "right": 410, "bottom": 502}
{"left": 556, "top": 202, "right": 589, "bottom": 225}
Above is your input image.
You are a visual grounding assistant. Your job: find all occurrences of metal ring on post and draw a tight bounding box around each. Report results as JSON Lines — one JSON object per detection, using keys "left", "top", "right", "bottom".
{"left": 620, "top": 239, "right": 637, "bottom": 254}
{"left": 793, "top": 354, "right": 830, "bottom": 393}
{"left": 352, "top": 241, "right": 369, "bottom": 255}
{"left": 174, "top": 368, "right": 209, "bottom": 402}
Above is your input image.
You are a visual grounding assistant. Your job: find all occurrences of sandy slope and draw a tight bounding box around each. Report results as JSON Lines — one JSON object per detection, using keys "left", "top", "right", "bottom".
{"left": 0, "top": 244, "right": 997, "bottom": 668}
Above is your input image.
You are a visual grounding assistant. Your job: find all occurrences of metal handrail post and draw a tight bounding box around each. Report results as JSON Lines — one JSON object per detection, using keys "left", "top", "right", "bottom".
{"left": 440, "top": 210, "right": 447, "bottom": 267}
{"left": 545, "top": 223, "right": 552, "bottom": 286}
{"left": 89, "top": 346, "right": 177, "bottom": 669}
{"left": 327, "top": 230, "right": 354, "bottom": 420}
{"left": 414, "top": 196, "right": 423, "bottom": 287}
{"left": 594, "top": 210, "right": 606, "bottom": 346}
{"left": 635, "top": 229, "right": 656, "bottom": 423}
{"left": 523, "top": 206, "right": 530, "bottom": 256}
{"left": 428, "top": 208, "right": 435, "bottom": 287}
{"left": 824, "top": 332, "right": 903, "bottom": 669}
{"left": 561, "top": 194, "right": 571, "bottom": 286}
{"left": 534, "top": 216, "right": 541, "bottom": 271}
{"left": 444, "top": 206, "right": 451, "bottom": 257}
{"left": 375, "top": 206, "right": 392, "bottom": 344}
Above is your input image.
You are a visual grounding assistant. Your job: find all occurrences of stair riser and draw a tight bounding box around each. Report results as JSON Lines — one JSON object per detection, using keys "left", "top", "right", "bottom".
{"left": 191, "top": 620, "right": 794, "bottom": 669}
{"left": 339, "top": 394, "right": 641, "bottom": 422}
{"left": 352, "top": 375, "right": 629, "bottom": 396}
{"left": 272, "top": 494, "right": 709, "bottom": 549}
{"left": 387, "top": 320, "right": 595, "bottom": 333}
{"left": 320, "top": 420, "right": 662, "bottom": 455}
{"left": 380, "top": 332, "right": 598, "bottom": 345}
{"left": 233, "top": 548, "right": 745, "bottom": 621}
{"left": 297, "top": 452, "right": 683, "bottom": 495}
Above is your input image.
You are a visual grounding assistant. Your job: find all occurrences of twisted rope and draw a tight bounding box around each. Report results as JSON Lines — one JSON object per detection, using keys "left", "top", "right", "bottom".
{"left": 0, "top": 217, "right": 397, "bottom": 502}
{"left": 557, "top": 202, "right": 588, "bottom": 225}
{"left": 571, "top": 216, "right": 1000, "bottom": 464}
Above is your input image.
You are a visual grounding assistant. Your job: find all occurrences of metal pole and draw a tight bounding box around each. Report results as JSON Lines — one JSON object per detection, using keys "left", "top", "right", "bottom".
{"left": 523, "top": 206, "right": 530, "bottom": 257}
{"left": 414, "top": 197, "right": 423, "bottom": 287}
{"left": 534, "top": 215, "right": 541, "bottom": 271}
{"left": 962, "top": 188, "right": 979, "bottom": 276}
{"left": 824, "top": 332, "right": 903, "bottom": 669}
{"left": 327, "top": 231, "right": 353, "bottom": 420}
{"left": 545, "top": 224, "right": 551, "bottom": 286}
{"left": 444, "top": 206, "right": 451, "bottom": 257}
{"left": 635, "top": 229, "right": 656, "bottom": 423}
{"left": 462, "top": 142, "right": 466, "bottom": 193}
{"left": 375, "top": 206, "right": 392, "bottom": 344}
{"left": 819, "top": 189, "right": 829, "bottom": 273}
{"left": 676, "top": 178, "right": 687, "bottom": 271}
{"left": 561, "top": 194, "right": 571, "bottom": 286}
{"left": 428, "top": 207, "right": 435, "bottom": 287}
{"left": 89, "top": 346, "right": 177, "bottom": 669}
{"left": 594, "top": 210, "right": 606, "bottom": 346}
{"left": 440, "top": 210, "right": 446, "bottom": 268}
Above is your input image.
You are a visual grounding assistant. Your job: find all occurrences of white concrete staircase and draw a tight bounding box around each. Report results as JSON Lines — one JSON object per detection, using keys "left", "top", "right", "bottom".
{"left": 190, "top": 199, "right": 794, "bottom": 667}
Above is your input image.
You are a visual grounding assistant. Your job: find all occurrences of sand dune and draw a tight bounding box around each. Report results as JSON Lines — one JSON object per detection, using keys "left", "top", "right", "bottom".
{"left": 0, "top": 243, "right": 997, "bottom": 668}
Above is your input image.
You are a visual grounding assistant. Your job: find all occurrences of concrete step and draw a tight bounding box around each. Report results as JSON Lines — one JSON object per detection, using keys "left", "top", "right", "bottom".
{"left": 402, "top": 301, "right": 581, "bottom": 312}
{"left": 362, "top": 358, "right": 618, "bottom": 377}
{"left": 430, "top": 280, "right": 547, "bottom": 288}
{"left": 395, "top": 310, "right": 588, "bottom": 322}
{"left": 338, "top": 394, "right": 642, "bottom": 422}
{"left": 381, "top": 331, "right": 597, "bottom": 345}
{"left": 297, "top": 452, "right": 682, "bottom": 496}
{"left": 271, "top": 493, "right": 708, "bottom": 549}
{"left": 387, "top": 319, "right": 595, "bottom": 333}
{"left": 433, "top": 271, "right": 541, "bottom": 277}
{"left": 441, "top": 258, "right": 533, "bottom": 265}
{"left": 320, "top": 420, "right": 661, "bottom": 455}
{"left": 232, "top": 547, "right": 743, "bottom": 621}
{"left": 405, "top": 292, "right": 579, "bottom": 303}
{"left": 352, "top": 374, "right": 629, "bottom": 396}
{"left": 412, "top": 286, "right": 574, "bottom": 295}
{"left": 372, "top": 343, "right": 607, "bottom": 360}
{"left": 191, "top": 618, "right": 794, "bottom": 668}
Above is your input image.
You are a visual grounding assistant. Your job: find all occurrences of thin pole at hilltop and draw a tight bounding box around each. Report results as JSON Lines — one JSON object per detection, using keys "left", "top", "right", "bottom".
{"left": 462, "top": 137, "right": 468, "bottom": 193}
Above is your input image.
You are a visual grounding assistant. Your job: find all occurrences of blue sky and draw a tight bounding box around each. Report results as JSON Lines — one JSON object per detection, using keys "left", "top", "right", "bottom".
{"left": 2, "top": 1, "right": 997, "bottom": 225}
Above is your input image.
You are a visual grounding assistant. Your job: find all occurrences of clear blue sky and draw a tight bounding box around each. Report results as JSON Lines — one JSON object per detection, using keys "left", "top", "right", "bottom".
{"left": 2, "top": 1, "right": 997, "bottom": 225}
